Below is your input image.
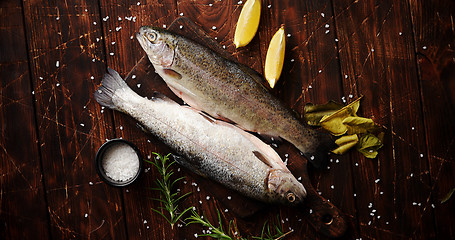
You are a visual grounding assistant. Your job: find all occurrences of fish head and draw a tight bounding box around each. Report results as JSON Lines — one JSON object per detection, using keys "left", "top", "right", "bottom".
{"left": 267, "top": 169, "right": 307, "bottom": 205}
{"left": 136, "top": 26, "right": 176, "bottom": 67}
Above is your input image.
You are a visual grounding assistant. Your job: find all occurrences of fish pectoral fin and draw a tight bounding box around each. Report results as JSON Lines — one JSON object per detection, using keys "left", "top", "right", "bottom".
{"left": 163, "top": 68, "right": 182, "bottom": 80}
{"left": 166, "top": 83, "right": 203, "bottom": 110}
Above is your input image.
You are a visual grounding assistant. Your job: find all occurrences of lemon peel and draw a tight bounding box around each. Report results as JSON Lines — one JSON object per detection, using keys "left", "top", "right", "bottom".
{"left": 332, "top": 134, "right": 359, "bottom": 155}
{"left": 234, "top": 0, "right": 261, "bottom": 48}
{"left": 264, "top": 26, "right": 286, "bottom": 88}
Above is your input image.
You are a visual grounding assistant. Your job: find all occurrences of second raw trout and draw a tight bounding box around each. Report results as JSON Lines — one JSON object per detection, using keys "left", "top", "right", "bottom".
{"left": 136, "top": 26, "right": 334, "bottom": 168}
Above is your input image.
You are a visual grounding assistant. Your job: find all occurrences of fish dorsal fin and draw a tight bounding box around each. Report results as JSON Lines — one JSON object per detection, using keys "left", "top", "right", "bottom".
{"left": 213, "top": 120, "right": 288, "bottom": 170}
{"left": 198, "top": 111, "right": 216, "bottom": 123}
{"left": 253, "top": 151, "right": 273, "bottom": 168}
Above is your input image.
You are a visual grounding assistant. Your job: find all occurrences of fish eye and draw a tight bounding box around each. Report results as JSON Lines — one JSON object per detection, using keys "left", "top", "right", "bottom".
{"left": 145, "top": 32, "right": 157, "bottom": 42}
{"left": 287, "top": 193, "right": 296, "bottom": 202}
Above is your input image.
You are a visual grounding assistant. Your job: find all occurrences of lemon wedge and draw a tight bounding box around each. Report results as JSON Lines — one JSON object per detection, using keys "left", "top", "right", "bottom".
{"left": 264, "top": 26, "right": 285, "bottom": 88}
{"left": 234, "top": 0, "right": 261, "bottom": 48}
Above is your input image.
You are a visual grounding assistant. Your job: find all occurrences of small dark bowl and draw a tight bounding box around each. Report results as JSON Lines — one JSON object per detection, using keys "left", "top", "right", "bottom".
{"left": 95, "top": 138, "right": 143, "bottom": 187}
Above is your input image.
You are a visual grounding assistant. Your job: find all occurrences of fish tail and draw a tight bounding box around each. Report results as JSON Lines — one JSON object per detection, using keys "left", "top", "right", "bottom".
{"left": 94, "top": 68, "right": 131, "bottom": 110}
{"left": 303, "top": 130, "right": 336, "bottom": 169}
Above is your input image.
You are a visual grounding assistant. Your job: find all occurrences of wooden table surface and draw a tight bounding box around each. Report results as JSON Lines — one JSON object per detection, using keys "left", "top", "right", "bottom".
{"left": 1, "top": 0, "right": 454, "bottom": 239}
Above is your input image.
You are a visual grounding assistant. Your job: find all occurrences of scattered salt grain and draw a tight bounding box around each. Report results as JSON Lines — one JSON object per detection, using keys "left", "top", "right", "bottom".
{"left": 143, "top": 220, "right": 147, "bottom": 224}
{"left": 206, "top": 196, "right": 210, "bottom": 200}
{"left": 91, "top": 76, "right": 95, "bottom": 80}
{"left": 420, "top": 154, "right": 424, "bottom": 158}
{"left": 56, "top": 61, "right": 60, "bottom": 67}
{"left": 180, "top": 25, "right": 184, "bottom": 29}
{"left": 318, "top": 69, "right": 322, "bottom": 73}
{"left": 227, "top": 196, "right": 232, "bottom": 200}
{"left": 101, "top": 142, "right": 140, "bottom": 182}
{"left": 238, "top": 1, "right": 243, "bottom": 4}
{"left": 56, "top": 83, "right": 60, "bottom": 87}
{"left": 287, "top": 33, "right": 291, "bottom": 37}
{"left": 345, "top": 74, "right": 348, "bottom": 79}
{"left": 56, "top": 17, "right": 60, "bottom": 20}
{"left": 116, "top": 27, "right": 122, "bottom": 31}
{"left": 162, "top": 24, "right": 167, "bottom": 28}
{"left": 119, "top": 126, "right": 123, "bottom": 130}
{"left": 111, "top": 41, "right": 116, "bottom": 45}
{"left": 118, "top": 16, "right": 122, "bottom": 21}
{"left": 224, "top": 209, "right": 228, "bottom": 212}
{"left": 290, "top": 58, "right": 295, "bottom": 62}
{"left": 110, "top": 52, "right": 114, "bottom": 56}
{"left": 93, "top": 21, "right": 97, "bottom": 25}
{"left": 422, "top": 46, "right": 427, "bottom": 50}
{"left": 103, "top": 16, "right": 109, "bottom": 21}
{"left": 325, "top": 24, "right": 329, "bottom": 28}
{"left": 375, "top": 179, "right": 380, "bottom": 183}
{"left": 80, "top": 123, "right": 85, "bottom": 127}
{"left": 325, "top": 30, "right": 330, "bottom": 34}
{"left": 32, "top": 91, "right": 35, "bottom": 95}
{"left": 180, "top": 12, "right": 184, "bottom": 16}
{"left": 209, "top": 3, "right": 213, "bottom": 7}
{"left": 137, "top": 83, "right": 141, "bottom": 88}
{"left": 321, "top": 12, "right": 325, "bottom": 17}
{"left": 85, "top": 213, "right": 88, "bottom": 218}
{"left": 330, "top": 185, "right": 335, "bottom": 189}
{"left": 267, "top": 4, "right": 272, "bottom": 8}
{"left": 137, "top": 2, "right": 140, "bottom": 6}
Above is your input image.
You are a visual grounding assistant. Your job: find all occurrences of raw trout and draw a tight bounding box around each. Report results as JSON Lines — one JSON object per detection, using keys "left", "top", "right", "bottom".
{"left": 94, "top": 68, "right": 306, "bottom": 204}
{"left": 136, "top": 26, "right": 334, "bottom": 168}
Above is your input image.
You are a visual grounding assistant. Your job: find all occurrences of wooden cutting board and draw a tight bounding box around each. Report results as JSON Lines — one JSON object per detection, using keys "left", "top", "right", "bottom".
{"left": 121, "top": 16, "right": 347, "bottom": 238}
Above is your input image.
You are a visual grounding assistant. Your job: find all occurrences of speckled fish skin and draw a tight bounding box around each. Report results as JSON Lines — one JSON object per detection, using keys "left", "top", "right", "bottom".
{"left": 94, "top": 68, "right": 307, "bottom": 205}
{"left": 136, "top": 26, "right": 334, "bottom": 168}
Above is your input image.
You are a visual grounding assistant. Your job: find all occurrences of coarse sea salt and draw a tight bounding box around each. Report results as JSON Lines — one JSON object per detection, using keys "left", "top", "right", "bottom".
{"left": 102, "top": 142, "right": 139, "bottom": 182}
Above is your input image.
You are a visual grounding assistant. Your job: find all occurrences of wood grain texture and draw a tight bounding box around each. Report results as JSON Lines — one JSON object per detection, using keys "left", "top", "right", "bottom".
{"left": 0, "top": 1, "right": 50, "bottom": 239}
{"left": 409, "top": 0, "right": 455, "bottom": 238}
{"left": 333, "top": 0, "right": 435, "bottom": 238}
{"left": 1, "top": 0, "right": 455, "bottom": 239}
{"left": 21, "top": 0, "right": 125, "bottom": 239}
{"left": 99, "top": 1, "right": 180, "bottom": 239}
{"left": 258, "top": 1, "right": 358, "bottom": 239}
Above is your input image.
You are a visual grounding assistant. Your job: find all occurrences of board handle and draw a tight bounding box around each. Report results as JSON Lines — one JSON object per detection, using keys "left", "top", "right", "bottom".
{"left": 303, "top": 187, "right": 347, "bottom": 238}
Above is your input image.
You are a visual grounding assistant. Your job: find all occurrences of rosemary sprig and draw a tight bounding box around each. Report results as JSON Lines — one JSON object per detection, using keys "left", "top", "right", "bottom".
{"left": 186, "top": 209, "right": 293, "bottom": 240}
{"left": 146, "top": 152, "right": 193, "bottom": 229}
{"left": 147, "top": 153, "right": 293, "bottom": 239}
